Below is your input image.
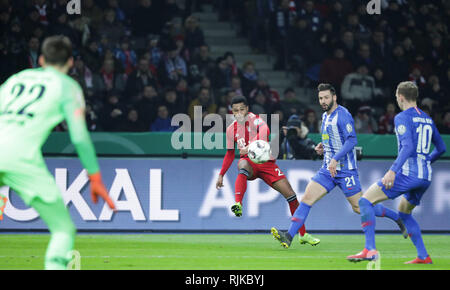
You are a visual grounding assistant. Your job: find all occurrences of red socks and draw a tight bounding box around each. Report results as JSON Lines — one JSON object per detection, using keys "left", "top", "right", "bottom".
{"left": 287, "top": 197, "right": 306, "bottom": 236}
{"left": 234, "top": 173, "right": 247, "bottom": 204}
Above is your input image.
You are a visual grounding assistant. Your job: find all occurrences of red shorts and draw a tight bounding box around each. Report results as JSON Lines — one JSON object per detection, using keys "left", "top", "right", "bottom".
{"left": 238, "top": 157, "right": 286, "bottom": 186}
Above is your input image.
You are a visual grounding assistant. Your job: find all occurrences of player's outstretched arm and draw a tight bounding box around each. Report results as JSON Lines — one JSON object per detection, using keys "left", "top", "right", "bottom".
{"left": 217, "top": 149, "right": 235, "bottom": 189}
{"left": 61, "top": 81, "right": 116, "bottom": 210}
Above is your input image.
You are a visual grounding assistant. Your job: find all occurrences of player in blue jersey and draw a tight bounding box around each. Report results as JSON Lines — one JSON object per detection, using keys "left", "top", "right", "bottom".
{"left": 271, "top": 83, "right": 404, "bottom": 248}
{"left": 347, "top": 81, "right": 446, "bottom": 264}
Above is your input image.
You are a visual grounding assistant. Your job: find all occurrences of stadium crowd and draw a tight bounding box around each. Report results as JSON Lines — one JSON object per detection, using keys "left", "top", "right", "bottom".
{"left": 0, "top": 0, "right": 449, "bottom": 135}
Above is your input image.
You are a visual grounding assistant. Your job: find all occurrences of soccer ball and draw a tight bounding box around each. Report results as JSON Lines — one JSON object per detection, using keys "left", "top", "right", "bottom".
{"left": 248, "top": 140, "right": 272, "bottom": 164}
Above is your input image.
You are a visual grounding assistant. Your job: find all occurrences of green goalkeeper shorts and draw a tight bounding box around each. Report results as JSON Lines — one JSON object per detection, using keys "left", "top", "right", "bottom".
{"left": 0, "top": 165, "right": 62, "bottom": 206}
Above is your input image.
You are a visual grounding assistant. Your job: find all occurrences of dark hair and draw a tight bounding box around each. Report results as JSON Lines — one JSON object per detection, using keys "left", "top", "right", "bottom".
{"left": 317, "top": 83, "right": 336, "bottom": 95}
{"left": 396, "top": 81, "right": 418, "bottom": 101}
{"left": 41, "top": 35, "right": 72, "bottom": 66}
{"left": 231, "top": 95, "right": 248, "bottom": 106}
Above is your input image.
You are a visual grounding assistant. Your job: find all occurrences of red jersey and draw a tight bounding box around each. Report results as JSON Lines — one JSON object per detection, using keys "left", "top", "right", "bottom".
{"left": 220, "top": 112, "right": 272, "bottom": 177}
{"left": 225, "top": 112, "right": 270, "bottom": 157}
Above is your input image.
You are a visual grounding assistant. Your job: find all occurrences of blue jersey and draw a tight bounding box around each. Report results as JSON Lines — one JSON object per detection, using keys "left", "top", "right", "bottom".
{"left": 391, "top": 107, "right": 445, "bottom": 181}
{"left": 320, "top": 105, "right": 358, "bottom": 172}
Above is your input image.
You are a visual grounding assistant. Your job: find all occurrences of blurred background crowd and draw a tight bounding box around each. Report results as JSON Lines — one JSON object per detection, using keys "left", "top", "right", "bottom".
{"left": 0, "top": 0, "right": 448, "bottom": 138}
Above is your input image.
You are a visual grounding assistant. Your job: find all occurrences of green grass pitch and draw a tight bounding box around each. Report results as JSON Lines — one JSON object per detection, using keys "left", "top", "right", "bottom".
{"left": 1, "top": 233, "right": 449, "bottom": 270}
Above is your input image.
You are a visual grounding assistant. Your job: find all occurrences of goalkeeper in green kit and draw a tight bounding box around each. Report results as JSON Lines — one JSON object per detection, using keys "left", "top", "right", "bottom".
{"left": 0, "top": 36, "right": 116, "bottom": 269}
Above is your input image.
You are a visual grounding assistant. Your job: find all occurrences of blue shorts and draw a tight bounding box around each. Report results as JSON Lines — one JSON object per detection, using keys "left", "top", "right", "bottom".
{"left": 311, "top": 168, "right": 362, "bottom": 197}
{"left": 377, "top": 174, "right": 431, "bottom": 206}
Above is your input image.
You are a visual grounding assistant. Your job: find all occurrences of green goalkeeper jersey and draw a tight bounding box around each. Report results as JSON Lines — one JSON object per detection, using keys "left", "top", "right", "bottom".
{"left": 0, "top": 66, "right": 99, "bottom": 174}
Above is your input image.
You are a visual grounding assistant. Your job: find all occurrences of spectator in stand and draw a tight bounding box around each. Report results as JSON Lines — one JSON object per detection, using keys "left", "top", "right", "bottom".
{"left": 70, "top": 56, "right": 99, "bottom": 100}
{"left": 370, "top": 30, "right": 390, "bottom": 67}
{"left": 299, "top": 0, "right": 321, "bottom": 33}
{"left": 81, "top": 39, "right": 103, "bottom": 73}
{"left": 183, "top": 15, "right": 205, "bottom": 56}
{"left": 218, "top": 89, "right": 236, "bottom": 114}
{"left": 377, "top": 102, "right": 396, "bottom": 135}
{"left": 119, "top": 107, "right": 148, "bottom": 132}
{"left": 410, "top": 52, "right": 433, "bottom": 79}
{"left": 230, "top": 75, "right": 244, "bottom": 96}
{"left": 106, "top": 0, "right": 127, "bottom": 23}
{"left": 303, "top": 108, "right": 319, "bottom": 133}
{"left": 49, "top": 10, "right": 78, "bottom": 46}
{"left": 337, "top": 30, "right": 356, "bottom": 60}
{"left": 280, "top": 87, "right": 304, "bottom": 117}
{"left": 408, "top": 67, "right": 426, "bottom": 89}
{"left": 32, "top": 0, "right": 50, "bottom": 26}
{"left": 249, "top": 78, "right": 280, "bottom": 106}
{"left": 427, "top": 34, "right": 446, "bottom": 69}
{"left": 354, "top": 106, "right": 378, "bottom": 134}
{"left": 159, "top": 87, "right": 186, "bottom": 117}
{"left": 328, "top": 1, "right": 345, "bottom": 29}
{"left": 159, "top": 40, "right": 188, "bottom": 87}
{"left": 136, "top": 85, "right": 160, "bottom": 126}
{"left": 269, "top": 0, "right": 291, "bottom": 70}
{"left": 240, "top": 60, "right": 259, "bottom": 97}
{"left": 421, "top": 75, "right": 446, "bottom": 111}
{"left": 250, "top": 89, "right": 269, "bottom": 115}
{"left": 387, "top": 44, "right": 409, "bottom": 89}
{"left": 373, "top": 67, "right": 391, "bottom": 104}
{"left": 99, "top": 90, "right": 127, "bottom": 131}
{"left": 340, "top": 64, "right": 376, "bottom": 114}
{"left": 319, "top": 46, "right": 353, "bottom": 91}
{"left": 188, "top": 86, "right": 217, "bottom": 120}
{"left": 125, "top": 57, "right": 159, "bottom": 102}
{"left": 352, "top": 43, "right": 375, "bottom": 73}
{"left": 83, "top": 0, "right": 104, "bottom": 28}
{"left": 96, "top": 9, "right": 126, "bottom": 45}
{"left": 25, "top": 36, "right": 40, "bottom": 68}
{"left": 288, "top": 17, "right": 323, "bottom": 75}
{"left": 174, "top": 34, "right": 190, "bottom": 63}
{"left": 175, "top": 77, "right": 192, "bottom": 110}
{"left": 114, "top": 37, "right": 137, "bottom": 76}
{"left": 345, "top": 12, "right": 370, "bottom": 42}
{"left": 151, "top": 105, "right": 178, "bottom": 132}
{"left": 224, "top": 51, "right": 240, "bottom": 77}
{"left": 95, "top": 58, "right": 126, "bottom": 95}
{"left": 131, "top": 0, "right": 162, "bottom": 37}
{"left": 437, "top": 111, "right": 450, "bottom": 135}
{"left": 216, "top": 106, "right": 228, "bottom": 131}
{"left": 210, "top": 56, "right": 232, "bottom": 91}
{"left": 147, "top": 35, "right": 163, "bottom": 68}
{"left": 189, "top": 44, "right": 215, "bottom": 80}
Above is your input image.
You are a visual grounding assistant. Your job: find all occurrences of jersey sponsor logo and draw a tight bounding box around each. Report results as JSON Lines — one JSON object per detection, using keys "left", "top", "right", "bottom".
{"left": 322, "top": 133, "right": 329, "bottom": 144}
{"left": 397, "top": 125, "right": 406, "bottom": 135}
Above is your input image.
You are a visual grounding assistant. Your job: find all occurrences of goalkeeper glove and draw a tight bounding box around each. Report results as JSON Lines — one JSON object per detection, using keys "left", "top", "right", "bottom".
{"left": 89, "top": 172, "right": 116, "bottom": 210}
{"left": 231, "top": 202, "right": 243, "bottom": 217}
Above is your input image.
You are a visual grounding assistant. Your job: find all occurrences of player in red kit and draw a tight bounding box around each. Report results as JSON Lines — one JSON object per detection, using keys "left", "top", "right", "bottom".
{"left": 215, "top": 96, "right": 320, "bottom": 246}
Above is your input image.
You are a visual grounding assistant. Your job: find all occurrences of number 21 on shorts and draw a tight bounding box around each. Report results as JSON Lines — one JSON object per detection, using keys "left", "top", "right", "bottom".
{"left": 345, "top": 176, "right": 356, "bottom": 188}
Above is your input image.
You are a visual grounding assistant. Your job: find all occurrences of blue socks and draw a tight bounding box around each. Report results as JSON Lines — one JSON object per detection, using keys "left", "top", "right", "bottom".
{"left": 373, "top": 203, "right": 399, "bottom": 221}
{"left": 288, "top": 202, "right": 311, "bottom": 238}
{"left": 399, "top": 212, "right": 428, "bottom": 259}
{"left": 359, "top": 197, "right": 376, "bottom": 250}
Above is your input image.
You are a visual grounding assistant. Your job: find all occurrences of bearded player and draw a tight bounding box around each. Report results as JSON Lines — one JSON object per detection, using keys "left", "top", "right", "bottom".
{"left": 271, "top": 83, "right": 405, "bottom": 248}
{"left": 0, "top": 36, "right": 116, "bottom": 269}
{"left": 215, "top": 95, "right": 320, "bottom": 246}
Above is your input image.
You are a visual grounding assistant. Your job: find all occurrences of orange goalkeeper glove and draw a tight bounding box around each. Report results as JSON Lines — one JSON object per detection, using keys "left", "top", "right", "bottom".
{"left": 88, "top": 172, "right": 116, "bottom": 211}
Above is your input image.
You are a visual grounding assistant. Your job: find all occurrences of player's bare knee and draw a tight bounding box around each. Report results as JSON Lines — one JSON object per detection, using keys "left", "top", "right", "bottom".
{"left": 352, "top": 206, "right": 360, "bottom": 214}
{"left": 238, "top": 161, "right": 252, "bottom": 177}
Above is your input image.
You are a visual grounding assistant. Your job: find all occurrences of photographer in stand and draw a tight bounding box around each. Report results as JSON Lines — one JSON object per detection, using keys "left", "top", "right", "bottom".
{"left": 279, "top": 115, "right": 318, "bottom": 160}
